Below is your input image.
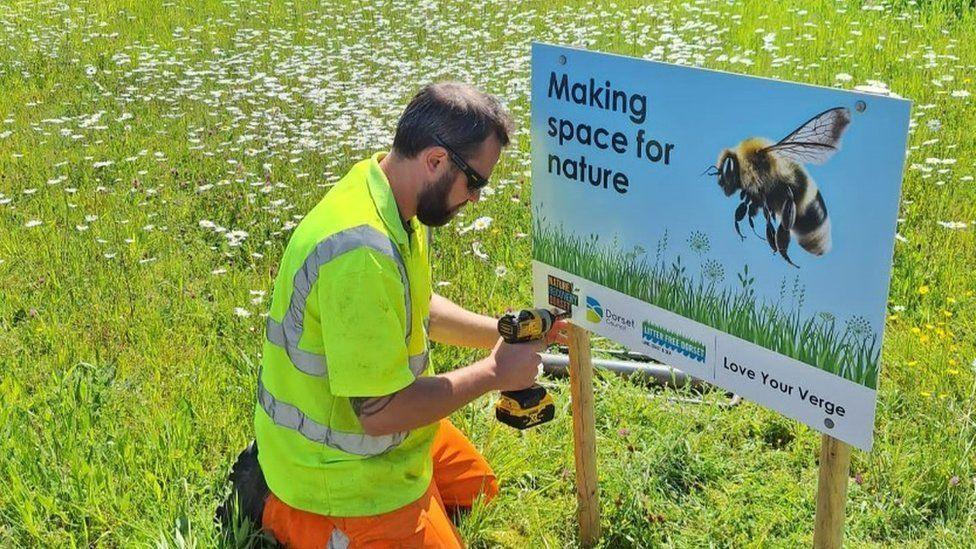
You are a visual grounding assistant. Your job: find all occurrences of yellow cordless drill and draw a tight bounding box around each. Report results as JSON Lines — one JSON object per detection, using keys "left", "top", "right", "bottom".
{"left": 494, "top": 308, "right": 565, "bottom": 429}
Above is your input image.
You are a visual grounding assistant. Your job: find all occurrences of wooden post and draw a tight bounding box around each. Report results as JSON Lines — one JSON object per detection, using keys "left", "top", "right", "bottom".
{"left": 567, "top": 324, "right": 600, "bottom": 546}
{"left": 813, "top": 434, "right": 852, "bottom": 549}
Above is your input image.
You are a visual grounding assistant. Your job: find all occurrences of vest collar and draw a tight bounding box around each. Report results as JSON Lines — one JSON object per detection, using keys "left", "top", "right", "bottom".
{"left": 366, "top": 152, "right": 414, "bottom": 246}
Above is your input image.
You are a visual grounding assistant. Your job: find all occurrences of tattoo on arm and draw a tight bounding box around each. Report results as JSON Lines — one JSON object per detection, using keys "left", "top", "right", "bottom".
{"left": 350, "top": 394, "right": 397, "bottom": 419}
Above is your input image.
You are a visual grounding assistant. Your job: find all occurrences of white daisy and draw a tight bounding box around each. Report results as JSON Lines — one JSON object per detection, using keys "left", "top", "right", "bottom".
{"left": 472, "top": 216, "right": 493, "bottom": 231}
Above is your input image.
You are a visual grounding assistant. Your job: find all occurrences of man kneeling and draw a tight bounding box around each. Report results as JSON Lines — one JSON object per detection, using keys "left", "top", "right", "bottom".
{"left": 227, "top": 82, "right": 564, "bottom": 548}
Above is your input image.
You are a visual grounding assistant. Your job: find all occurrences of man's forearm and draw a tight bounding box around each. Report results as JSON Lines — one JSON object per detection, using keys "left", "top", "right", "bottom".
{"left": 428, "top": 293, "right": 498, "bottom": 349}
{"left": 355, "top": 358, "right": 498, "bottom": 436}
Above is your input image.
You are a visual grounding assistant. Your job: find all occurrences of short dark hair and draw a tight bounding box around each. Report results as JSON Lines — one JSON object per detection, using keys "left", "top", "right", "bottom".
{"left": 392, "top": 82, "right": 514, "bottom": 160}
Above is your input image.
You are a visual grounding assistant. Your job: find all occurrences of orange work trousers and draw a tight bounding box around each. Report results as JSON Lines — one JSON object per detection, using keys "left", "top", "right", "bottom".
{"left": 262, "top": 419, "right": 499, "bottom": 548}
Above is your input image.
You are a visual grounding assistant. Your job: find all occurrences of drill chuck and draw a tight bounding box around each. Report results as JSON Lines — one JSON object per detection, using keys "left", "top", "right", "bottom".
{"left": 497, "top": 308, "right": 559, "bottom": 344}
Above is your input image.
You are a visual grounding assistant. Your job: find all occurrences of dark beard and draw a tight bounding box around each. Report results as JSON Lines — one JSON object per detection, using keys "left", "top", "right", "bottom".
{"left": 416, "top": 170, "right": 462, "bottom": 227}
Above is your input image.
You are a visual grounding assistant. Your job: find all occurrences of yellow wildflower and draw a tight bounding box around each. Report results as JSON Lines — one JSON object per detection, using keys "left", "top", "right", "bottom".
{"left": 918, "top": 285, "right": 930, "bottom": 295}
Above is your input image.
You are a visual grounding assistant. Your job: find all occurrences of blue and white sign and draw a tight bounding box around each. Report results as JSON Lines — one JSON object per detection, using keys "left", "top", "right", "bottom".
{"left": 531, "top": 43, "right": 911, "bottom": 451}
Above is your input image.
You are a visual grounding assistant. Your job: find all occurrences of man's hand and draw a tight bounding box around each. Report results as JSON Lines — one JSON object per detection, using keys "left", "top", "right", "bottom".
{"left": 350, "top": 333, "right": 545, "bottom": 437}
{"left": 546, "top": 318, "right": 570, "bottom": 346}
{"left": 487, "top": 337, "right": 545, "bottom": 392}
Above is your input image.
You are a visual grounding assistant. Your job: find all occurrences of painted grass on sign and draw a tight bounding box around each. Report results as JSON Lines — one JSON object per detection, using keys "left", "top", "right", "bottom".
{"left": 533, "top": 218, "right": 881, "bottom": 388}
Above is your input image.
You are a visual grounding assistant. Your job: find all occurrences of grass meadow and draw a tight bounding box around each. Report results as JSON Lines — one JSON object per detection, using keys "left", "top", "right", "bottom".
{"left": 1, "top": 0, "right": 975, "bottom": 546}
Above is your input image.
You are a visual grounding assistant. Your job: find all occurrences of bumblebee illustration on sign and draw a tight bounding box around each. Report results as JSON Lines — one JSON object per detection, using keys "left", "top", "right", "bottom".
{"left": 707, "top": 107, "right": 852, "bottom": 267}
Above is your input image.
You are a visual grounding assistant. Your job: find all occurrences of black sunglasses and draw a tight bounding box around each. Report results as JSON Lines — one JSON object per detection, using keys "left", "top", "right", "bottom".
{"left": 432, "top": 134, "right": 489, "bottom": 190}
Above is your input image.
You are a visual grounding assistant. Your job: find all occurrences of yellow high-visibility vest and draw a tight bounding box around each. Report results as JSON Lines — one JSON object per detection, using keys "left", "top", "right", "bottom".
{"left": 255, "top": 152, "right": 436, "bottom": 517}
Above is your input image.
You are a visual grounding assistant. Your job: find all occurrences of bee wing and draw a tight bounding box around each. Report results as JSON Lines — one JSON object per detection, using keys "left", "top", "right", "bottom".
{"left": 760, "top": 107, "right": 852, "bottom": 165}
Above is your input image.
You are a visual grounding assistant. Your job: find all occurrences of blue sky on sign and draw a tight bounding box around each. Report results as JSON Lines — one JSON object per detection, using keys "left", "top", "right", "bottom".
{"left": 531, "top": 43, "right": 911, "bottom": 339}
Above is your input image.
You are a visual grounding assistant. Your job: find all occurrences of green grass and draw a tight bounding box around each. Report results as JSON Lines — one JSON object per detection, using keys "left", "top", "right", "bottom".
{"left": 534, "top": 220, "right": 881, "bottom": 388}
{"left": 1, "top": 0, "right": 975, "bottom": 546}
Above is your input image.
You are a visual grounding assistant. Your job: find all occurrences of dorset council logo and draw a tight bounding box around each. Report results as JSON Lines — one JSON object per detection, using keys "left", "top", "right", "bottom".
{"left": 585, "top": 296, "right": 604, "bottom": 324}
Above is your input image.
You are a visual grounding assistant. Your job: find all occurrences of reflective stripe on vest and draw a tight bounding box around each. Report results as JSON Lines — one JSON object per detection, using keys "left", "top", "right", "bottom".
{"left": 265, "top": 316, "right": 327, "bottom": 375}
{"left": 266, "top": 224, "right": 413, "bottom": 377}
{"left": 257, "top": 349, "right": 428, "bottom": 456}
{"left": 266, "top": 316, "right": 429, "bottom": 377}
{"left": 258, "top": 376, "right": 406, "bottom": 456}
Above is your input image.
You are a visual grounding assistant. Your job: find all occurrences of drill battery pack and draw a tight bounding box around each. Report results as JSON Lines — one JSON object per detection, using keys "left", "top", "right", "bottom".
{"left": 495, "top": 385, "right": 555, "bottom": 430}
